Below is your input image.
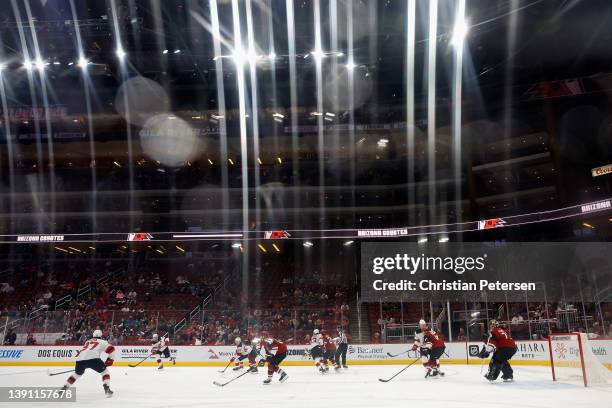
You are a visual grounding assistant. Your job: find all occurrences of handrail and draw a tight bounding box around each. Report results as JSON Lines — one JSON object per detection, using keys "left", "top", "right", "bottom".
{"left": 172, "top": 266, "right": 237, "bottom": 337}
{"left": 54, "top": 294, "right": 72, "bottom": 309}
{"left": 28, "top": 306, "right": 46, "bottom": 321}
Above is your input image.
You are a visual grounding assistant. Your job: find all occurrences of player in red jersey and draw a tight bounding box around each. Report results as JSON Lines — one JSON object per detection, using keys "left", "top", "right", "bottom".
{"left": 479, "top": 320, "right": 518, "bottom": 382}
{"left": 61, "top": 330, "right": 116, "bottom": 398}
{"left": 411, "top": 319, "right": 446, "bottom": 378}
{"left": 323, "top": 334, "right": 340, "bottom": 370}
{"left": 261, "top": 336, "right": 289, "bottom": 384}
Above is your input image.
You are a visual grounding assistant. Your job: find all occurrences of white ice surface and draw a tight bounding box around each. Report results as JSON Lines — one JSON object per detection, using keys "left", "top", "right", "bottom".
{"left": 0, "top": 365, "right": 610, "bottom": 408}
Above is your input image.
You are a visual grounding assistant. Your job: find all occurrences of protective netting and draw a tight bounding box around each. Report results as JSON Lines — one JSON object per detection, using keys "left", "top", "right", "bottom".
{"left": 549, "top": 333, "right": 612, "bottom": 386}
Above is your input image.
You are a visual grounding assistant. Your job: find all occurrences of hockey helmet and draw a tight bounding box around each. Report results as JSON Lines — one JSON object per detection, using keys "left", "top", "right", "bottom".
{"left": 92, "top": 329, "right": 103, "bottom": 338}
{"left": 234, "top": 337, "right": 242, "bottom": 345}
{"left": 152, "top": 333, "right": 159, "bottom": 340}
{"left": 313, "top": 329, "right": 320, "bottom": 335}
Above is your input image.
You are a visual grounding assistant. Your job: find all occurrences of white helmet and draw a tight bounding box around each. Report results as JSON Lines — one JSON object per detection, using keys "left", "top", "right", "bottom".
{"left": 251, "top": 337, "right": 261, "bottom": 345}
{"left": 234, "top": 337, "right": 242, "bottom": 345}
{"left": 313, "top": 329, "right": 320, "bottom": 335}
{"left": 93, "top": 329, "right": 103, "bottom": 338}
{"left": 152, "top": 333, "right": 159, "bottom": 340}
{"left": 419, "top": 319, "right": 427, "bottom": 327}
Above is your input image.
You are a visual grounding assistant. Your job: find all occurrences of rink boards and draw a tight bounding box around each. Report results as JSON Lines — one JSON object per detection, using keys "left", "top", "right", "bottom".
{"left": 1, "top": 340, "right": 611, "bottom": 368}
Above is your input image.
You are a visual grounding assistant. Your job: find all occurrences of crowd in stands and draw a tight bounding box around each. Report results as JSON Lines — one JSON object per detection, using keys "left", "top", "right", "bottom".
{"left": 176, "top": 260, "right": 353, "bottom": 345}
{"left": 374, "top": 301, "right": 612, "bottom": 343}
{"left": 5, "top": 256, "right": 609, "bottom": 346}
{"left": 0, "top": 259, "right": 232, "bottom": 345}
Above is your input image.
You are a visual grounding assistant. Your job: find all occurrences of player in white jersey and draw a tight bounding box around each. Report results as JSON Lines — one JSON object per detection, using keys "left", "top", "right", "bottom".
{"left": 307, "top": 329, "right": 329, "bottom": 373}
{"left": 61, "top": 330, "right": 116, "bottom": 398}
{"left": 151, "top": 333, "right": 175, "bottom": 369}
{"left": 230, "top": 337, "right": 260, "bottom": 372}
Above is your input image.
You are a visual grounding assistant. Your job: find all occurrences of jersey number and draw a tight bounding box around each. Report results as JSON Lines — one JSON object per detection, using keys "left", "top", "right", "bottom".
{"left": 75, "top": 341, "right": 99, "bottom": 357}
{"left": 497, "top": 330, "right": 508, "bottom": 339}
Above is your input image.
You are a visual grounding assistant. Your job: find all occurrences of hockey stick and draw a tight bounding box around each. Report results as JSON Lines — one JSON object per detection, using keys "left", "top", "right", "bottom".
{"left": 213, "top": 367, "right": 254, "bottom": 387}
{"left": 218, "top": 360, "right": 234, "bottom": 373}
{"left": 128, "top": 353, "right": 154, "bottom": 368}
{"left": 479, "top": 345, "right": 488, "bottom": 374}
{"left": 386, "top": 350, "right": 411, "bottom": 358}
{"left": 0, "top": 369, "right": 51, "bottom": 377}
{"left": 378, "top": 357, "right": 420, "bottom": 383}
{"left": 129, "top": 331, "right": 170, "bottom": 368}
{"left": 47, "top": 369, "right": 75, "bottom": 376}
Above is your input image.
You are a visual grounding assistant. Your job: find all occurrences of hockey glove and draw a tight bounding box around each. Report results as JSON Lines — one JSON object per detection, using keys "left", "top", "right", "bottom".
{"left": 479, "top": 347, "right": 490, "bottom": 359}
{"left": 105, "top": 358, "right": 114, "bottom": 366}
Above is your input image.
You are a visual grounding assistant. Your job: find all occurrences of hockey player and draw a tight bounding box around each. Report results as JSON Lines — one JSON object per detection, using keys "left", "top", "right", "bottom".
{"left": 230, "top": 337, "right": 259, "bottom": 373}
{"left": 151, "top": 333, "right": 175, "bottom": 370}
{"left": 308, "top": 328, "right": 329, "bottom": 372}
{"left": 334, "top": 327, "right": 349, "bottom": 369}
{"left": 261, "top": 336, "right": 289, "bottom": 384}
{"left": 61, "top": 329, "right": 116, "bottom": 398}
{"left": 323, "top": 333, "right": 339, "bottom": 370}
{"left": 411, "top": 319, "right": 446, "bottom": 378}
{"left": 479, "top": 320, "right": 517, "bottom": 382}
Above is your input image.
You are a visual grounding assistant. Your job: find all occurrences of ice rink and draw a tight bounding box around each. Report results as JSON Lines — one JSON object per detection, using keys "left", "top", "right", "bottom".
{"left": 1, "top": 364, "right": 610, "bottom": 408}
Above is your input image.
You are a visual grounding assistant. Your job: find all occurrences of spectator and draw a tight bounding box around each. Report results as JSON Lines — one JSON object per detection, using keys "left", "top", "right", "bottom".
{"left": 4, "top": 329, "right": 16, "bottom": 345}
{"left": 26, "top": 333, "right": 36, "bottom": 345}
{"left": 1, "top": 283, "right": 15, "bottom": 293}
{"left": 456, "top": 328, "right": 466, "bottom": 341}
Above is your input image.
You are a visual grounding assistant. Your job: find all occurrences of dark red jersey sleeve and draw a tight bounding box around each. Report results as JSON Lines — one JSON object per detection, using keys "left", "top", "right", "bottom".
{"left": 488, "top": 327, "right": 516, "bottom": 349}
{"left": 424, "top": 330, "right": 445, "bottom": 348}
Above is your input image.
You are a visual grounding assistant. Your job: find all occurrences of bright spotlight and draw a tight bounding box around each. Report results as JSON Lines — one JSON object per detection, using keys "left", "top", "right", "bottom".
{"left": 303, "top": 241, "right": 314, "bottom": 248}
{"left": 34, "top": 58, "right": 45, "bottom": 72}
{"left": 231, "top": 243, "right": 242, "bottom": 248}
{"left": 174, "top": 49, "right": 181, "bottom": 54}
{"left": 451, "top": 19, "right": 469, "bottom": 47}
{"left": 116, "top": 48, "right": 127, "bottom": 60}
{"left": 162, "top": 49, "right": 169, "bottom": 54}
{"left": 268, "top": 52, "right": 276, "bottom": 60}
{"left": 438, "top": 236, "right": 450, "bottom": 243}
{"left": 77, "top": 56, "right": 89, "bottom": 69}
{"left": 231, "top": 49, "right": 247, "bottom": 65}
{"left": 418, "top": 237, "right": 428, "bottom": 243}
{"left": 346, "top": 61, "right": 356, "bottom": 70}
{"left": 23, "top": 59, "right": 33, "bottom": 70}
{"left": 310, "top": 49, "right": 326, "bottom": 62}
{"left": 343, "top": 240, "right": 354, "bottom": 246}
